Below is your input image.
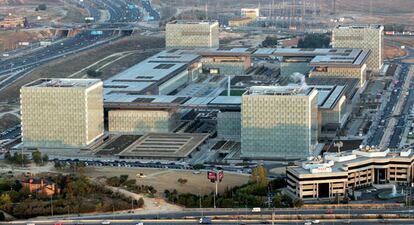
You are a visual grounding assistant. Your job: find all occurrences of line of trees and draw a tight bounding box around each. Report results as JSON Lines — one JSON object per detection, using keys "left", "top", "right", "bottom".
{"left": 0, "top": 174, "right": 143, "bottom": 219}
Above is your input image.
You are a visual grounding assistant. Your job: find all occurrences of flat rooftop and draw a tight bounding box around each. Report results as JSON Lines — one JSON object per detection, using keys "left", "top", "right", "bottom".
{"left": 310, "top": 49, "right": 370, "bottom": 67}
{"left": 118, "top": 133, "right": 209, "bottom": 159}
{"left": 167, "top": 20, "right": 219, "bottom": 25}
{"left": 244, "top": 85, "right": 315, "bottom": 96}
{"left": 25, "top": 78, "right": 100, "bottom": 88}
{"left": 336, "top": 24, "right": 383, "bottom": 29}
{"left": 315, "top": 85, "right": 345, "bottom": 109}
{"left": 253, "top": 47, "right": 366, "bottom": 58}
{"left": 289, "top": 147, "right": 414, "bottom": 176}
{"left": 104, "top": 49, "right": 200, "bottom": 97}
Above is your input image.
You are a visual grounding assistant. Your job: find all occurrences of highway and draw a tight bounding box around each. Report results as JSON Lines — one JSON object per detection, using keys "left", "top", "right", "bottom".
{"left": 0, "top": 0, "right": 143, "bottom": 91}
{"left": 141, "top": 0, "right": 160, "bottom": 21}
{"left": 6, "top": 219, "right": 414, "bottom": 225}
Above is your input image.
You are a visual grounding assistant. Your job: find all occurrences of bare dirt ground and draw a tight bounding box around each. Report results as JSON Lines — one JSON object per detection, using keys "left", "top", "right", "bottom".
{"left": 0, "top": 113, "right": 20, "bottom": 132}
{"left": 0, "top": 35, "right": 164, "bottom": 102}
{"left": 82, "top": 166, "right": 249, "bottom": 196}
{"left": 0, "top": 30, "right": 54, "bottom": 52}
{"left": 384, "top": 44, "right": 406, "bottom": 60}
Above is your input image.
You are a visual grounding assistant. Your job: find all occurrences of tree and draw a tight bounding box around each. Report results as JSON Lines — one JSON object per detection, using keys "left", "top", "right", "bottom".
{"left": 86, "top": 69, "right": 102, "bottom": 78}
{"left": 37, "top": 4, "right": 47, "bottom": 10}
{"left": 262, "top": 36, "right": 279, "bottom": 47}
{"left": 297, "top": 33, "right": 330, "bottom": 48}
{"left": 32, "top": 151, "right": 42, "bottom": 164}
{"left": 42, "top": 154, "right": 49, "bottom": 163}
{"left": 250, "top": 165, "right": 268, "bottom": 186}
{"left": 0, "top": 211, "right": 4, "bottom": 221}
{"left": 106, "top": 176, "right": 121, "bottom": 187}
{"left": 293, "top": 198, "right": 304, "bottom": 208}
{"left": 177, "top": 178, "right": 188, "bottom": 185}
{"left": 137, "top": 197, "right": 145, "bottom": 208}
{"left": 119, "top": 175, "right": 129, "bottom": 184}
{"left": 0, "top": 193, "right": 12, "bottom": 209}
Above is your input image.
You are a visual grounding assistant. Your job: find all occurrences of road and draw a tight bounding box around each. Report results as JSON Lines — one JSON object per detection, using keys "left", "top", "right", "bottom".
{"left": 0, "top": 0, "right": 143, "bottom": 91}
{"left": 6, "top": 219, "right": 414, "bottom": 225}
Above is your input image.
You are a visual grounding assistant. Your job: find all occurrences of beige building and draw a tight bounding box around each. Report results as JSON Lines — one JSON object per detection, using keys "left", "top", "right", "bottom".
{"left": 332, "top": 25, "right": 384, "bottom": 72}
{"left": 241, "top": 85, "right": 319, "bottom": 159}
{"left": 108, "top": 110, "right": 179, "bottom": 135}
{"left": 287, "top": 147, "right": 414, "bottom": 201}
{"left": 166, "top": 20, "right": 219, "bottom": 48}
{"left": 241, "top": 8, "right": 260, "bottom": 19}
{"left": 228, "top": 17, "right": 253, "bottom": 27}
{"left": 309, "top": 49, "right": 370, "bottom": 87}
{"left": 20, "top": 79, "right": 104, "bottom": 148}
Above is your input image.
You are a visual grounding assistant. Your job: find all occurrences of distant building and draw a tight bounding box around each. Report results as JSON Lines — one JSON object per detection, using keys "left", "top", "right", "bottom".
{"left": 0, "top": 16, "right": 27, "bottom": 28}
{"left": 20, "top": 79, "right": 104, "bottom": 148}
{"left": 332, "top": 25, "right": 384, "bottom": 72}
{"left": 241, "top": 85, "right": 319, "bottom": 159}
{"left": 241, "top": 8, "right": 260, "bottom": 19}
{"left": 199, "top": 48, "right": 252, "bottom": 76}
{"left": 287, "top": 147, "right": 414, "bottom": 201}
{"left": 21, "top": 178, "right": 59, "bottom": 196}
{"left": 165, "top": 20, "right": 219, "bottom": 48}
{"left": 228, "top": 17, "right": 253, "bottom": 27}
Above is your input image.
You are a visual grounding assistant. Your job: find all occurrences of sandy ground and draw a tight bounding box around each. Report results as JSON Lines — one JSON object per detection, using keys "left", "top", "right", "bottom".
{"left": 384, "top": 44, "right": 407, "bottom": 60}
{"left": 82, "top": 166, "right": 249, "bottom": 196}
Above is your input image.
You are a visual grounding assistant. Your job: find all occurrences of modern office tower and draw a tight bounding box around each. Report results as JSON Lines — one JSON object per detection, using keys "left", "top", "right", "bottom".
{"left": 332, "top": 25, "right": 384, "bottom": 72}
{"left": 241, "top": 85, "right": 319, "bottom": 159}
{"left": 165, "top": 20, "right": 219, "bottom": 48}
{"left": 241, "top": 8, "right": 260, "bottom": 19}
{"left": 108, "top": 110, "right": 179, "bottom": 134}
{"left": 20, "top": 79, "right": 104, "bottom": 148}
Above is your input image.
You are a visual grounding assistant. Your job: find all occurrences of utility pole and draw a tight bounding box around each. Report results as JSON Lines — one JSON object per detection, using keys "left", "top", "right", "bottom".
{"left": 50, "top": 195, "right": 53, "bottom": 216}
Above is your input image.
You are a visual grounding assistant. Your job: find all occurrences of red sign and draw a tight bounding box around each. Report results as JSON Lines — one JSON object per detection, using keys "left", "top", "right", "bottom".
{"left": 218, "top": 170, "right": 224, "bottom": 182}
{"left": 207, "top": 171, "right": 216, "bottom": 182}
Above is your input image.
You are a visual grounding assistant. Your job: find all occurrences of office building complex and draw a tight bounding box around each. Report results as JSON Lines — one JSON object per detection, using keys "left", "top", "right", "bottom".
{"left": 287, "top": 147, "right": 414, "bottom": 201}
{"left": 166, "top": 20, "right": 219, "bottom": 48}
{"left": 20, "top": 79, "right": 104, "bottom": 148}
{"left": 241, "top": 85, "right": 319, "bottom": 159}
{"left": 332, "top": 25, "right": 384, "bottom": 72}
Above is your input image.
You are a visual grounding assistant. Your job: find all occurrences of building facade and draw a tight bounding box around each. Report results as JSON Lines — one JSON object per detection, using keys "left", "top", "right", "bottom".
{"left": 165, "top": 21, "right": 219, "bottom": 48}
{"left": 20, "top": 79, "right": 104, "bottom": 148}
{"left": 108, "top": 110, "right": 179, "bottom": 134}
{"left": 217, "top": 111, "right": 241, "bottom": 140}
{"left": 332, "top": 25, "right": 384, "bottom": 72}
{"left": 241, "top": 85, "right": 319, "bottom": 159}
{"left": 287, "top": 148, "right": 414, "bottom": 201}
{"left": 241, "top": 8, "right": 260, "bottom": 19}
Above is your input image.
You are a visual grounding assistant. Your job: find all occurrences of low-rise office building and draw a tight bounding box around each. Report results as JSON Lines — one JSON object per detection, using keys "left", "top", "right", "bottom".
{"left": 108, "top": 109, "right": 180, "bottom": 134}
{"left": 166, "top": 20, "right": 219, "bottom": 49}
{"left": 20, "top": 79, "right": 104, "bottom": 148}
{"left": 199, "top": 48, "right": 252, "bottom": 76}
{"left": 309, "top": 49, "right": 370, "bottom": 87}
{"left": 287, "top": 147, "right": 414, "bottom": 201}
{"left": 229, "top": 17, "right": 253, "bottom": 27}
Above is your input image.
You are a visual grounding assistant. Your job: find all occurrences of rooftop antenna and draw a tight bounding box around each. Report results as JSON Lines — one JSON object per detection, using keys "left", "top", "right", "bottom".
{"left": 205, "top": 2, "right": 208, "bottom": 20}
{"left": 369, "top": 0, "right": 373, "bottom": 17}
